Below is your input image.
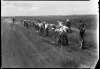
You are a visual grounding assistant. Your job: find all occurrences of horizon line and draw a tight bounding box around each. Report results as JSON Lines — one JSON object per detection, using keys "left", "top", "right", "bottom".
{"left": 1, "top": 14, "right": 97, "bottom": 17}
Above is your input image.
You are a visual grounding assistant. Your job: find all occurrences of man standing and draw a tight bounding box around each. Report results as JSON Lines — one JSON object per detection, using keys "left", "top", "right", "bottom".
{"left": 65, "top": 19, "right": 72, "bottom": 33}
{"left": 11, "top": 17, "right": 16, "bottom": 30}
{"left": 12, "top": 17, "right": 15, "bottom": 24}
{"left": 79, "top": 23, "right": 86, "bottom": 49}
{"left": 65, "top": 19, "right": 71, "bottom": 28}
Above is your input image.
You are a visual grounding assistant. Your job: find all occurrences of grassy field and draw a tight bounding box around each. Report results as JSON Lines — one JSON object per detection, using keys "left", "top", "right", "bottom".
{"left": 1, "top": 15, "right": 98, "bottom": 68}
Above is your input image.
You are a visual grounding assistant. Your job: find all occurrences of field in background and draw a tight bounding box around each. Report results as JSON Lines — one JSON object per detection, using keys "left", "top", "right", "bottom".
{"left": 2, "top": 15, "right": 97, "bottom": 29}
{"left": 1, "top": 15, "right": 98, "bottom": 68}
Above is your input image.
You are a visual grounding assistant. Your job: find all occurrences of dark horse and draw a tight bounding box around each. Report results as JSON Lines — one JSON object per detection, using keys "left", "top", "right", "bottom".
{"left": 57, "top": 31, "right": 69, "bottom": 47}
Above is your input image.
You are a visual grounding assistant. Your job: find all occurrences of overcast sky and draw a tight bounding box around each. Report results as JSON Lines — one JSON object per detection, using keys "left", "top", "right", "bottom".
{"left": 1, "top": 0, "right": 98, "bottom": 16}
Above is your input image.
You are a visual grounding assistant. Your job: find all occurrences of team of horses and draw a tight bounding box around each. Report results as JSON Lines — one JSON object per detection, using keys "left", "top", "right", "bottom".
{"left": 22, "top": 18, "right": 86, "bottom": 49}
{"left": 12, "top": 17, "right": 86, "bottom": 49}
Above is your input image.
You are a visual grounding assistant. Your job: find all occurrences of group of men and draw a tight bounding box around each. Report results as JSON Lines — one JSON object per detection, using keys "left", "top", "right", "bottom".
{"left": 12, "top": 17, "right": 87, "bottom": 49}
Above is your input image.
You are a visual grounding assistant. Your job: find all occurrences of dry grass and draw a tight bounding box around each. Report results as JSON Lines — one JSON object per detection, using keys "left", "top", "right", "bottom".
{"left": 1, "top": 15, "right": 98, "bottom": 68}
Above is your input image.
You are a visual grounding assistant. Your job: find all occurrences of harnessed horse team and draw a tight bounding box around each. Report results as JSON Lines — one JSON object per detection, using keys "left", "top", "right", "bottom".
{"left": 22, "top": 18, "right": 86, "bottom": 49}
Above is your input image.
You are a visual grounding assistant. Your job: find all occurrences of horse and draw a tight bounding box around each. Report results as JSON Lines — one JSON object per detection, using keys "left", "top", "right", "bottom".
{"left": 53, "top": 25, "right": 69, "bottom": 47}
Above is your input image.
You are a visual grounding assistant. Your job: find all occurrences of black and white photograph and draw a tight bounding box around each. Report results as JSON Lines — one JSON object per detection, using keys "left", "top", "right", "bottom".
{"left": 1, "top": 0, "right": 99, "bottom": 68}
